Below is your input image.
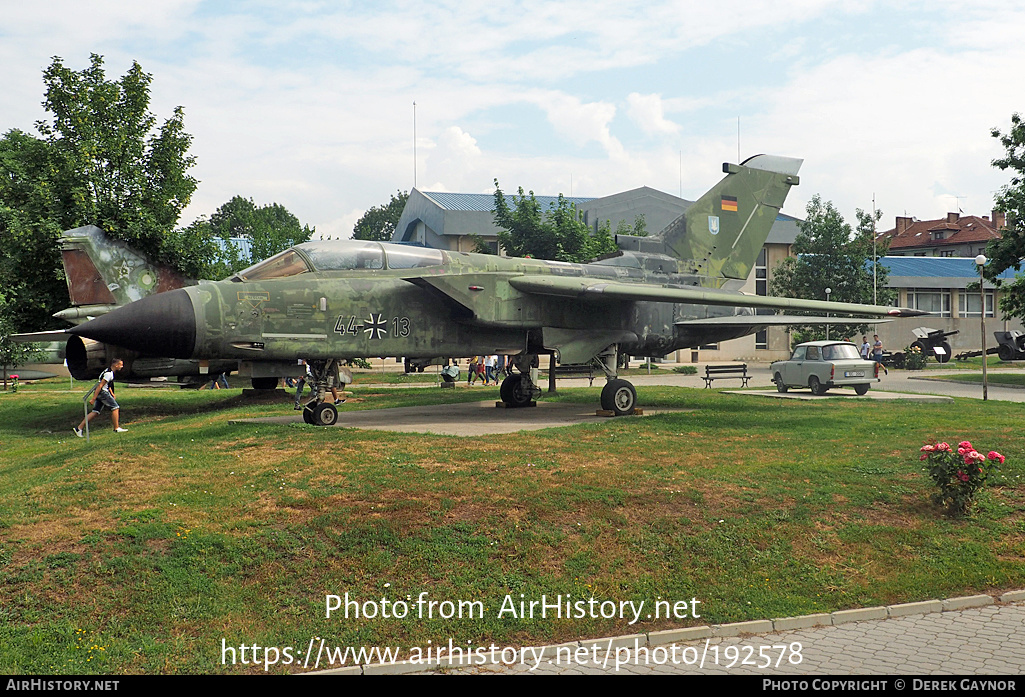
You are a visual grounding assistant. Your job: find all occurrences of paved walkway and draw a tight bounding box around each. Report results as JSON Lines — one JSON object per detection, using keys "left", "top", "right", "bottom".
{"left": 231, "top": 400, "right": 692, "bottom": 436}
{"left": 321, "top": 592, "right": 1023, "bottom": 675}
{"left": 592, "top": 363, "right": 1025, "bottom": 402}
{"left": 452, "top": 598, "right": 1025, "bottom": 675}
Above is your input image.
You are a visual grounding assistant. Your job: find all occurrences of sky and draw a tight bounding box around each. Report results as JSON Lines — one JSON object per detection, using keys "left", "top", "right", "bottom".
{"left": 2, "top": 0, "right": 1024, "bottom": 240}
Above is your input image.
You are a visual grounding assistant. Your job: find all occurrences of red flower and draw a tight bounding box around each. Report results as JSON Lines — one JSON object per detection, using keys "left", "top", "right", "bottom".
{"left": 987, "top": 451, "right": 1005, "bottom": 464}
{"left": 936, "top": 443, "right": 951, "bottom": 452}
{"left": 957, "top": 471, "right": 970, "bottom": 482}
{"left": 958, "top": 440, "right": 973, "bottom": 451}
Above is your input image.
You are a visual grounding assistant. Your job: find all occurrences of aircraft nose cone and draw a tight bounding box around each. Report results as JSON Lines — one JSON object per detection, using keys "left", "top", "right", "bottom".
{"left": 68, "top": 288, "right": 197, "bottom": 358}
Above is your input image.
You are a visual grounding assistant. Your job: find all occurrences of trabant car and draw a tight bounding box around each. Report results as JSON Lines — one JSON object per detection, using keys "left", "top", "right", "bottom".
{"left": 770, "top": 341, "right": 879, "bottom": 395}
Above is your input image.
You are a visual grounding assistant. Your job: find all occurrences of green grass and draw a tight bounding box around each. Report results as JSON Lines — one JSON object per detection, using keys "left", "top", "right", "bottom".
{"left": 1, "top": 382, "right": 1023, "bottom": 674}
{"left": 925, "top": 373, "right": 1025, "bottom": 387}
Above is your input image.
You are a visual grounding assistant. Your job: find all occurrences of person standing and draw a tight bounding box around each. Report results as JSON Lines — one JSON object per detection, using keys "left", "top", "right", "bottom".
{"left": 872, "top": 334, "right": 883, "bottom": 362}
{"left": 860, "top": 336, "right": 871, "bottom": 360}
{"left": 75, "top": 359, "right": 127, "bottom": 436}
{"left": 484, "top": 355, "right": 497, "bottom": 386}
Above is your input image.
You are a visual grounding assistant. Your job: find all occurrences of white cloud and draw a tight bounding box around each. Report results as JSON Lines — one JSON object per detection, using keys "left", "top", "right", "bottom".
{"left": 626, "top": 93, "right": 680, "bottom": 136}
{"left": 527, "top": 91, "right": 623, "bottom": 159}
{"left": 5, "top": 0, "right": 1025, "bottom": 243}
{"left": 749, "top": 42, "right": 1025, "bottom": 222}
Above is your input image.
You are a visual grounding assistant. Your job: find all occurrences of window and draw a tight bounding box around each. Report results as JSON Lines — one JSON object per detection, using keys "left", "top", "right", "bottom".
{"left": 234, "top": 249, "right": 310, "bottom": 281}
{"left": 959, "top": 290, "right": 995, "bottom": 318}
{"left": 909, "top": 288, "right": 951, "bottom": 317}
{"left": 755, "top": 247, "right": 772, "bottom": 317}
{"left": 939, "top": 250, "right": 954, "bottom": 257}
{"left": 755, "top": 248, "right": 767, "bottom": 296}
{"left": 755, "top": 329, "right": 768, "bottom": 350}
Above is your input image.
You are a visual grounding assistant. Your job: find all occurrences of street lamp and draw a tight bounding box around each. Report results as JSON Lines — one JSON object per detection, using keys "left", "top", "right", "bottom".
{"left": 825, "top": 287, "right": 832, "bottom": 340}
{"left": 975, "top": 254, "right": 988, "bottom": 401}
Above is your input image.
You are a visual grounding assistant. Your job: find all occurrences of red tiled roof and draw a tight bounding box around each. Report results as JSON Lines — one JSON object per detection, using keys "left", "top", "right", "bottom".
{"left": 878, "top": 214, "right": 1000, "bottom": 250}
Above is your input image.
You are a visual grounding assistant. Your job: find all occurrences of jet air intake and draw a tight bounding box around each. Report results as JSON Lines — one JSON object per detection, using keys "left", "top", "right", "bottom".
{"left": 68, "top": 288, "right": 197, "bottom": 359}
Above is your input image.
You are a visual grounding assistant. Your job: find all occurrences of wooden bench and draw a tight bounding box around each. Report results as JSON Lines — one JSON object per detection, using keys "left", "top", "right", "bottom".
{"left": 703, "top": 364, "right": 750, "bottom": 388}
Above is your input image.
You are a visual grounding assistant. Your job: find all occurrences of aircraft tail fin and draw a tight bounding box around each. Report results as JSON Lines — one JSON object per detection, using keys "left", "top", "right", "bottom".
{"left": 630, "top": 155, "right": 801, "bottom": 280}
{"left": 55, "top": 225, "right": 191, "bottom": 323}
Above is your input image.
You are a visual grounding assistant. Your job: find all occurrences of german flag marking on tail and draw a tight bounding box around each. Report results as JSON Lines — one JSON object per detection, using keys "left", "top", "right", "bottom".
{"left": 721, "top": 195, "right": 738, "bottom": 212}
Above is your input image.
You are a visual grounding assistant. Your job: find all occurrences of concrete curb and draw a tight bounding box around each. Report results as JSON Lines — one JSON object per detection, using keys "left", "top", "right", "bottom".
{"left": 310, "top": 589, "right": 1025, "bottom": 674}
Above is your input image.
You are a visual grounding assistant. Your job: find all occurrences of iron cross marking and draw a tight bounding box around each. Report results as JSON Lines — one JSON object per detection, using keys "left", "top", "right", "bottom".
{"left": 363, "top": 313, "right": 388, "bottom": 340}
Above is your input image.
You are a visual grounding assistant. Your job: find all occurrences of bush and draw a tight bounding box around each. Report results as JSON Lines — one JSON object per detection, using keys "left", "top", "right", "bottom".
{"left": 904, "top": 345, "right": 928, "bottom": 370}
{"left": 918, "top": 441, "right": 1004, "bottom": 517}
{"left": 673, "top": 365, "right": 698, "bottom": 375}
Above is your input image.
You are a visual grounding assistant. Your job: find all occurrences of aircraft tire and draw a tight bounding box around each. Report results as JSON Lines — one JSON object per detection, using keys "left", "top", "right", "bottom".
{"left": 251, "top": 377, "right": 278, "bottom": 390}
{"left": 600, "top": 379, "right": 636, "bottom": 415}
{"left": 854, "top": 384, "right": 870, "bottom": 395}
{"left": 500, "top": 374, "right": 533, "bottom": 408}
{"left": 809, "top": 375, "right": 828, "bottom": 396}
{"left": 302, "top": 406, "right": 315, "bottom": 424}
{"left": 313, "top": 402, "right": 338, "bottom": 426}
{"left": 774, "top": 372, "right": 788, "bottom": 393}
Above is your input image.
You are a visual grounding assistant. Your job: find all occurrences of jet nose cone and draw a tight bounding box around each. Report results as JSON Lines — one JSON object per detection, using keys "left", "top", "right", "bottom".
{"left": 68, "top": 288, "right": 197, "bottom": 358}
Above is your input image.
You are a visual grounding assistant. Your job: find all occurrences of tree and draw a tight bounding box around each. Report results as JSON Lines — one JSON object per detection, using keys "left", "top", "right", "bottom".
{"left": 353, "top": 190, "right": 408, "bottom": 241}
{"left": 0, "top": 54, "right": 201, "bottom": 330}
{"left": 35, "top": 54, "right": 198, "bottom": 269}
{"left": 983, "top": 113, "right": 1025, "bottom": 319}
{"left": 770, "top": 195, "right": 894, "bottom": 342}
{"left": 492, "top": 181, "right": 617, "bottom": 263}
{"left": 0, "top": 292, "right": 35, "bottom": 390}
{"left": 0, "top": 130, "right": 67, "bottom": 331}
{"left": 171, "top": 197, "right": 316, "bottom": 280}
{"left": 615, "top": 213, "right": 648, "bottom": 237}
{"left": 209, "top": 196, "right": 314, "bottom": 264}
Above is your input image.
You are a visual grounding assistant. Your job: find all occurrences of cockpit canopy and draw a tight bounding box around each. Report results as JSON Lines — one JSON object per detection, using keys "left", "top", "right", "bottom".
{"left": 232, "top": 240, "right": 445, "bottom": 281}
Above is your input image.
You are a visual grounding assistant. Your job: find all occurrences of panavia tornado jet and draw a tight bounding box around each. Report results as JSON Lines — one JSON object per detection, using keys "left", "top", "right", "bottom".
{"left": 67, "top": 155, "right": 924, "bottom": 425}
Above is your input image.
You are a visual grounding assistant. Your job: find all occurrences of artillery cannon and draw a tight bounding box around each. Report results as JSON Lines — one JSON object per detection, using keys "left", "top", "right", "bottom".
{"left": 994, "top": 330, "right": 1025, "bottom": 362}
{"left": 953, "top": 331, "right": 1025, "bottom": 362}
{"left": 910, "top": 327, "right": 956, "bottom": 364}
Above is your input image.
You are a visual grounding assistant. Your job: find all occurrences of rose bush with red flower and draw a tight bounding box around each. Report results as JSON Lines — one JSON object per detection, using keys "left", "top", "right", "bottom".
{"left": 918, "top": 440, "right": 1003, "bottom": 517}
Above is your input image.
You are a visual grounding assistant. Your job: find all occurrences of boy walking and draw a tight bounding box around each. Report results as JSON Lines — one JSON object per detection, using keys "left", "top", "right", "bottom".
{"left": 75, "top": 359, "right": 127, "bottom": 436}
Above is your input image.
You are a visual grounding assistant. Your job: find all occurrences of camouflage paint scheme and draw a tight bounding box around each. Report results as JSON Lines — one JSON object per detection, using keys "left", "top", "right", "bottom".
{"left": 69, "top": 155, "right": 923, "bottom": 404}
{"left": 14, "top": 225, "right": 236, "bottom": 382}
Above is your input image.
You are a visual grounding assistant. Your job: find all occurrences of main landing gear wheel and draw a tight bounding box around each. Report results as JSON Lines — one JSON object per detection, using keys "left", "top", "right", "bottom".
{"left": 500, "top": 374, "right": 536, "bottom": 408}
{"left": 774, "top": 372, "right": 788, "bottom": 393}
{"left": 600, "top": 379, "right": 637, "bottom": 416}
{"left": 302, "top": 405, "right": 315, "bottom": 424}
{"left": 809, "top": 375, "right": 828, "bottom": 396}
{"left": 309, "top": 402, "right": 337, "bottom": 426}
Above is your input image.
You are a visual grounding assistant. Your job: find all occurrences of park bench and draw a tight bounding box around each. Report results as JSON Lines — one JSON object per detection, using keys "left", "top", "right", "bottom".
{"left": 702, "top": 364, "right": 750, "bottom": 388}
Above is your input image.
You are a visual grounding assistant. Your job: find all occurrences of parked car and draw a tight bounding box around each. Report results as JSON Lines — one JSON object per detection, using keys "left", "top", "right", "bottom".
{"left": 771, "top": 341, "right": 879, "bottom": 395}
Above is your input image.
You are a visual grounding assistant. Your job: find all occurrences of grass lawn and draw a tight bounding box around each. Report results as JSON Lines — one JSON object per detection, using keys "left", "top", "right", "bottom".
{"left": 923, "top": 373, "right": 1025, "bottom": 388}
{"left": 1, "top": 380, "right": 1023, "bottom": 674}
